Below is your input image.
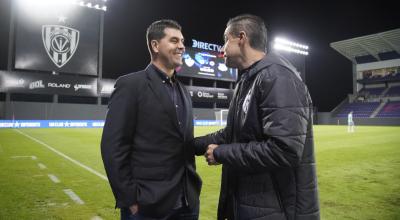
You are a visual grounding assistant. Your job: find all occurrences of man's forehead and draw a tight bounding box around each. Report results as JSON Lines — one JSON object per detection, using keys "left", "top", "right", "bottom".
{"left": 224, "top": 26, "right": 232, "bottom": 37}
{"left": 164, "top": 28, "right": 183, "bottom": 38}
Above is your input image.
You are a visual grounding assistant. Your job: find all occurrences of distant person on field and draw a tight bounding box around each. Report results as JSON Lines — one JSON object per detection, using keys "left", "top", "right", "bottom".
{"left": 348, "top": 111, "right": 355, "bottom": 132}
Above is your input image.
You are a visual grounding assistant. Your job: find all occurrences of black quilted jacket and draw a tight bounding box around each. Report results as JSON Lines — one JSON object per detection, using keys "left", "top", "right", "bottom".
{"left": 194, "top": 53, "right": 320, "bottom": 220}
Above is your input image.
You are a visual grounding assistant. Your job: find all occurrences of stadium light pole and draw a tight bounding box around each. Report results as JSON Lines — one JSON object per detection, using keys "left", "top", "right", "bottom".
{"left": 271, "top": 36, "right": 309, "bottom": 83}
{"left": 97, "top": 5, "right": 105, "bottom": 105}
{"left": 5, "top": 0, "right": 16, "bottom": 111}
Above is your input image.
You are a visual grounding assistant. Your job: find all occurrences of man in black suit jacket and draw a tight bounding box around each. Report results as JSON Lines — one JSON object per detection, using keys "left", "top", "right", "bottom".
{"left": 101, "top": 19, "right": 202, "bottom": 220}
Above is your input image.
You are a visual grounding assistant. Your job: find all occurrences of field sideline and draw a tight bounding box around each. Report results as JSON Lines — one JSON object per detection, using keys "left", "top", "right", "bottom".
{"left": 0, "top": 126, "right": 399, "bottom": 219}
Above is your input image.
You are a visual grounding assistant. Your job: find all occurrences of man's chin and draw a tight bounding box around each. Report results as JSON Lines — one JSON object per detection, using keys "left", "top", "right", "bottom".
{"left": 173, "top": 60, "right": 183, "bottom": 67}
{"left": 225, "top": 60, "right": 236, "bottom": 68}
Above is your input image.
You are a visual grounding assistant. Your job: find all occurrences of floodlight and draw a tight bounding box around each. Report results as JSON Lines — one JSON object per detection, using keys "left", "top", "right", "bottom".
{"left": 273, "top": 37, "right": 309, "bottom": 56}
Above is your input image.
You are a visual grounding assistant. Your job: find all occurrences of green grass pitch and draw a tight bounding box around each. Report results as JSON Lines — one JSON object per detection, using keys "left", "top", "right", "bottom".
{"left": 0, "top": 126, "right": 399, "bottom": 219}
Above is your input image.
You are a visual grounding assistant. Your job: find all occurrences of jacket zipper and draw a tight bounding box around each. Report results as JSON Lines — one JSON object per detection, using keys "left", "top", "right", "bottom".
{"left": 271, "top": 176, "right": 284, "bottom": 212}
{"left": 183, "top": 168, "right": 189, "bottom": 206}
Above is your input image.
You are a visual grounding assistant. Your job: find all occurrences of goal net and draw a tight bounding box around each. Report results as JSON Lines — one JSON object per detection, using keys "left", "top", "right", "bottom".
{"left": 215, "top": 109, "right": 228, "bottom": 126}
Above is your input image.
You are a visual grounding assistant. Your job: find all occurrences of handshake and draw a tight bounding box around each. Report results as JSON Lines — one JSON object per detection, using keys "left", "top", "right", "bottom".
{"left": 204, "top": 144, "right": 221, "bottom": 166}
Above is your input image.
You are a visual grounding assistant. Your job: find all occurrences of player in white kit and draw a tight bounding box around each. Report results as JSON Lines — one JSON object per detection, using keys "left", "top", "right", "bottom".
{"left": 348, "top": 111, "right": 355, "bottom": 133}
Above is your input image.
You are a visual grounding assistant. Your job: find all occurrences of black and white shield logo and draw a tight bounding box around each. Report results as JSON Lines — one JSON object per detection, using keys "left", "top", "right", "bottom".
{"left": 42, "top": 25, "right": 80, "bottom": 68}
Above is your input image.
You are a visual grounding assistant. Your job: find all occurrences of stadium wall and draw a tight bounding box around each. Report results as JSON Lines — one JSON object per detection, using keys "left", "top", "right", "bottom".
{"left": 316, "top": 112, "right": 400, "bottom": 125}
{"left": 0, "top": 102, "right": 5, "bottom": 119}
{"left": 2, "top": 101, "right": 107, "bottom": 120}
{"left": 0, "top": 101, "right": 225, "bottom": 121}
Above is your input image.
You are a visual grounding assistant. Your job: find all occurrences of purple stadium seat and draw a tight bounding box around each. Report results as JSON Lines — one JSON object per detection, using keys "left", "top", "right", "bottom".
{"left": 386, "top": 86, "right": 400, "bottom": 97}
{"left": 336, "top": 102, "right": 380, "bottom": 118}
{"left": 376, "top": 101, "right": 400, "bottom": 118}
{"left": 359, "top": 87, "right": 385, "bottom": 96}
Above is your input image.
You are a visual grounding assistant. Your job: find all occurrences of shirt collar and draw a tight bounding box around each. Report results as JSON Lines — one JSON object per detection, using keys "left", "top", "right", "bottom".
{"left": 151, "top": 64, "right": 177, "bottom": 83}
{"left": 238, "top": 59, "right": 261, "bottom": 81}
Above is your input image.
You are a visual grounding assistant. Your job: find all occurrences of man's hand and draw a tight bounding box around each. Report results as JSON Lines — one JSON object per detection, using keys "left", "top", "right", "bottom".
{"left": 205, "top": 144, "right": 220, "bottom": 165}
{"left": 129, "top": 204, "right": 138, "bottom": 215}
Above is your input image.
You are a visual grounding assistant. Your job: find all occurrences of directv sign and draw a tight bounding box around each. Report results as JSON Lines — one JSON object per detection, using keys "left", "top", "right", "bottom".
{"left": 177, "top": 47, "right": 237, "bottom": 81}
{"left": 192, "top": 39, "right": 222, "bottom": 52}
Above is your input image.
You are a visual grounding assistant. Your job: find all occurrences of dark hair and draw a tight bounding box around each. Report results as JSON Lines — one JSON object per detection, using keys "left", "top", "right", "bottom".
{"left": 146, "top": 19, "right": 182, "bottom": 54}
{"left": 226, "top": 14, "right": 267, "bottom": 52}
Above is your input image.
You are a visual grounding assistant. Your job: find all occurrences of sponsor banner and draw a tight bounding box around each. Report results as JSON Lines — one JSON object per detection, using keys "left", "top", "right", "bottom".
{"left": 99, "top": 78, "right": 116, "bottom": 97}
{"left": 177, "top": 47, "right": 237, "bottom": 82}
{"left": 0, "top": 120, "right": 220, "bottom": 128}
{"left": 194, "top": 120, "right": 221, "bottom": 126}
{"left": 187, "top": 86, "right": 233, "bottom": 103}
{"left": 191, "top": 39, "right": 222, "bottom": 52}
{"left": 0, "top": 120, "right": 105, "bottom": 129}
{"left": 0, "top": 70, "right": 97, "bottom": 96}
{"left": 14, "top": 3, "right": 100, "bottom": 76}
{"left": 0, "top": 71, "right": 232, "bottom": 100}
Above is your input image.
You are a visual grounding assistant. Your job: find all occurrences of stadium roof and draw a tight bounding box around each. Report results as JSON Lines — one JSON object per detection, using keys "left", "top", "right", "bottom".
{"left": 330, "top": 28, "right": 400, "bottom": 64}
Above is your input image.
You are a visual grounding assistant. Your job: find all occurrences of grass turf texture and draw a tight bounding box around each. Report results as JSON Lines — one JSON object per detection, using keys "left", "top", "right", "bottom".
{"left": 0, "top": 126, "right": 399, "bottom": 219}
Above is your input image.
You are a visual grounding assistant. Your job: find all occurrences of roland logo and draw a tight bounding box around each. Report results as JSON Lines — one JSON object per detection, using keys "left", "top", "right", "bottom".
{"left": 48, "top": 82, "right": 71, "bottom": 88}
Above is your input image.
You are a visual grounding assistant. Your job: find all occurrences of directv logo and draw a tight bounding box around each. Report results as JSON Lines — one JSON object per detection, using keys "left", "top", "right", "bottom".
{"left": 192, "top": 39, "right": 222, "bottom": 52}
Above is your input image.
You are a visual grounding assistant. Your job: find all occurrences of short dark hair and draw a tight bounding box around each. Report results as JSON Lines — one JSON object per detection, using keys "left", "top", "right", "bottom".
{"left": 146, "top": 19, "right": 182, "bottom": 54}
{"left": 226, "top": 14, "right": 267, "bottom": 52}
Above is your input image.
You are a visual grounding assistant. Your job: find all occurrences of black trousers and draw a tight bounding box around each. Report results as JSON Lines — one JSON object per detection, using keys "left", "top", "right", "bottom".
{"left": 120, "top": 202, "right": 199, "bottom": 220}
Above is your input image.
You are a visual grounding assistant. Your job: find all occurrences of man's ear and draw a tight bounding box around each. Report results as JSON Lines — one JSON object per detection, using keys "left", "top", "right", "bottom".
{"left": 151, "top": 40, "right": 159, "bottom": 53}
{"left": 238, "top": 31, "right": 247, "bottom": 45}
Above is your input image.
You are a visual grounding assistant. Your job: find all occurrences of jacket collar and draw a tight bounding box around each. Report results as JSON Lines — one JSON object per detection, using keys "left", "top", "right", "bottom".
{"left": 240, "top": 52, "right": 302, "bottom": 81}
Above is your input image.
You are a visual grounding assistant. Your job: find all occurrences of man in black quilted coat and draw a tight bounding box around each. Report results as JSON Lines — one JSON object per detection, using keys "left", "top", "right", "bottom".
{"left": 194, "top": 14, "right": 320, "bottom": 220}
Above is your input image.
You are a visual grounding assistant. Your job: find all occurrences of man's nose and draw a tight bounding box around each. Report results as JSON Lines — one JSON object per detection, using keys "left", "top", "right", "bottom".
{"left": 178, "top": 41, "right": 185, "bottom": 49}
{"left": 221, "top": 43, "right": 227, "bottom": 53}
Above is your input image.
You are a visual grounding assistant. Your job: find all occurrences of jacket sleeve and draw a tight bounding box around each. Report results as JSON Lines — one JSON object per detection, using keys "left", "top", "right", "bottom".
{"left": 100, "top": 76, "right": 138, "bottom": 207}
{"left": 192, "top": 127, "right": 229, "bottom": 156}
{"left": 213, "top": 66, "right": 310, "bottom": 172}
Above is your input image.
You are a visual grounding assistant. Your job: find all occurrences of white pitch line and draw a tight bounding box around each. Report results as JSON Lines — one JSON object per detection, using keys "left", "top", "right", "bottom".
{"left": 91, "top": 216, "right": 103, "bottom": 220}
{"left": 10, "top": 155, "right": 37, "bottom": 160}
{"left": 32, "top": 174, "right": 44, "bottom": 178}
{"left": 48, "top": 174, "right": 61, "bottom": 183}
{"left": 14, "top": 129, "right": 107, "bottom": 181}
{"left": 38, "top": 163, "right": 47, "bottom": 169}
{"left": 63, "top": 189, "right": 85, "bottom": 205}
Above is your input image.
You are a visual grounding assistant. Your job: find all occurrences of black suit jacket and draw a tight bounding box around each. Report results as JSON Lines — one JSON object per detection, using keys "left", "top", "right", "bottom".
{"left": 101, "top": 64, "right": 202, "bottom": 218}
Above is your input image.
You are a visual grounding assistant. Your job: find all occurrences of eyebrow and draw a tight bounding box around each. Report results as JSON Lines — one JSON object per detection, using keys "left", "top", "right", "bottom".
{"left": 170, "top": 36, "right": 184, "bottom": 42}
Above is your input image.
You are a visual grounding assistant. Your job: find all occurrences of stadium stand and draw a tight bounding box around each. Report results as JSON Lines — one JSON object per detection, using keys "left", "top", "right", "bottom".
{"left": 376, "top": 101, "right": 400, "bottom": 117}
{"left": 330, "top": 28, "right": 400, "bottom": 123}
{"left": 358, "top": 87, "right": 386, "bottom": 96}
{"left": 386, "top": 85, "right": 400, "bottom": 96}
{"left": 336, "top": 102, "right": 381, "bottom": 118}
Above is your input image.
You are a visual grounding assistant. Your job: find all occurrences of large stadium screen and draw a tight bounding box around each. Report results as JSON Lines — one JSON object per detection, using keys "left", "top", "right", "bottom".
{"left": 177, "top": 46, "right": 237, "bottom": 82}
{"left": 14, "top": 2, "right": 100, "bottom": 76}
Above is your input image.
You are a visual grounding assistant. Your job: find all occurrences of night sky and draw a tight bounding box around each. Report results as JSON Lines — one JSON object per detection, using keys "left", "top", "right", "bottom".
{"left": 1, "top": 0, "right": 399, "bottom": 111}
